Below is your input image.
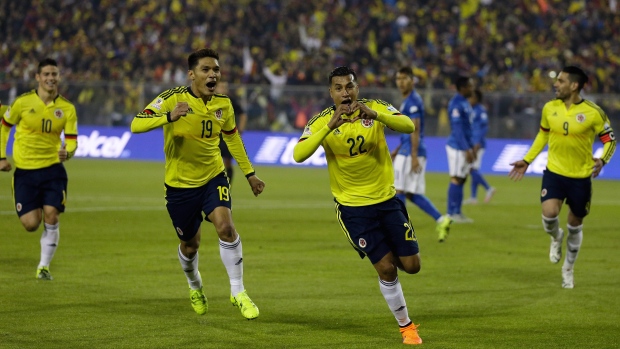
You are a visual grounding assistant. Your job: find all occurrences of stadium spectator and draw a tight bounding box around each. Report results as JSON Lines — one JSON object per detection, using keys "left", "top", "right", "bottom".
{"left": 293, "top": 66, "right": 422, "bottom": 345}
{"left": 464, "top": 89, "right": 496, "bottom": 204}
{"left": 509, "top": 66, "right": 616, "bottom": 289}
{"left": 445, "top": 76, "right": 476, "bottom": 223}
{"left": 0, "top": 58, "right": 78, "bottom": 281}
{"left": 130, "top": 48, "right": 265, "bottom": 319}
{"left": 391, "top": 66, "right": 453, "bottom": 242}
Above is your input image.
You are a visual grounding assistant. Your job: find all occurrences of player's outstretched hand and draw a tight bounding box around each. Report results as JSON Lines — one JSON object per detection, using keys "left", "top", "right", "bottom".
{"left": 248, "top": 175, "right": 265, "bottom": 197}
{"left": 592, "top": 158, "right": 604, "bottom": 178}
{"left": 170, "top": 102, "right": 189, "bottom": 122}
{"left": 0, "top": 159, "right": 11, "bottom": 172}
{"left": 508, "top": 160, "right": 529, "bottom": 181}
{"left": 58, "top": 144, "right": 68, "bottom": 162}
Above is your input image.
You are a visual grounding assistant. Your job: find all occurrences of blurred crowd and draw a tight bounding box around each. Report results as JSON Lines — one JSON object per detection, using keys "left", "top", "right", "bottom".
{"left": 1, "top": 0, "right": 619, "bottom": 133}
{"left": 2, "top": 0, "right": 619, "bottom": 92}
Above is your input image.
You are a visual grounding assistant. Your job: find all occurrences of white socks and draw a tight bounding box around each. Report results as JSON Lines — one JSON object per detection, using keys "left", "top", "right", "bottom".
{"left": 220, "top": 235, "right": 244, "bottom": 297}
{"left": 178, "top": 245, "right": 202, "bottom": 290}
{"left": 542, "top": 215, "right": 561, "bottom": 240}
{"left": 563, "top": 224, "right": 583, "bottom": 269}
{"left": 39, "top": 223, "right": 59, "bottom": 268}
{"left": 379, "top": 277, "right": 411, "bottom": 326}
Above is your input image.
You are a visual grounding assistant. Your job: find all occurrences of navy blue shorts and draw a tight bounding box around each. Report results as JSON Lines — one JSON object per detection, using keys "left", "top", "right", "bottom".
{"left": 165, "top": 172, "right": 232, "bottom": 241}
{"left": 541, "top": 169, "right": 592, "bottom": 217}
{"left": 335, "top": 197, "right": 419, "bottom": 264}
{"left": 13, "top": 163, "right": 68, "bottom": 217}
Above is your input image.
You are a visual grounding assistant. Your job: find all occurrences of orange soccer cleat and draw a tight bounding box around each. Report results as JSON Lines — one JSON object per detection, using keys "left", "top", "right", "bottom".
{"left": 399, "top": 323, "right": 423, "bottom": 345}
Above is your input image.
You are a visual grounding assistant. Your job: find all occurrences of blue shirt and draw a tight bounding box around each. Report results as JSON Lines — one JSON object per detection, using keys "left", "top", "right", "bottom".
{"left": 397, "top": 90, "right": 427, "bottom": 158}
{"left": 446, "top": 93, "right": 473, "bottom": 151}
{"left": 471, "top": 103, "right": 488, "bottom": 149}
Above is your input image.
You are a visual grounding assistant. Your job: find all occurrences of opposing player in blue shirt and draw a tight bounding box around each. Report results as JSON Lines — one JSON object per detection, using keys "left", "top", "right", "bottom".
{"left": 392, "top": 67, "right": 452, "bottom": 242}
{"left": 445, "top": 76, "right": 476, "bottom": 223}
{"left": 464, "top": 89, "right": 495, "bottom": 204}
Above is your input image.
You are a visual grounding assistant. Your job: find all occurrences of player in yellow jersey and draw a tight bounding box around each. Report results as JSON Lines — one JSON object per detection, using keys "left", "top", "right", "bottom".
{"left": 131, "top": 48, "right": 264, "bottom": 320}
{"left": 509, "top": 66, "right": 616, "bottom": 289}
{"left": 0, "top": 58, "right": 79, "bottom": 281}
{"left": 293, "top": 66, "right": 422, "bottom": 345}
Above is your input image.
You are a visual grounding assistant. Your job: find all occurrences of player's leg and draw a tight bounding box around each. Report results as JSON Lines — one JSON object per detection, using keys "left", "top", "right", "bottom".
{"left": 13, "top": 168, "right": 44, "bottom": 232}
{"left": 393, "top": 154, "right": 408, "bottom": 204}
{"left": 445, "top": 146, "right": 472, "bottom": 223}
{"left": 36, "top": 205, "right": 61, "bottom": 280}
{"left": 540, "top": 170, "right": 567, "bottom": 264}
{"left": 165, "top": 184, "right": 207, "bottom": 314}
{"left": 561, "top": 177, "right": 591, "bottom": 288}
{"left": 204, "top": 173, "right": 258, "bottom": 319}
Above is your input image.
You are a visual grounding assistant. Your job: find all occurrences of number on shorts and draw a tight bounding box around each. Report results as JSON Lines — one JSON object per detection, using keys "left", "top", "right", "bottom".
{"left": 404, "top": 222, "right": 416, "bottom": 241}
{"left": 217, "top": 185, "right": 230, "bottom": 201}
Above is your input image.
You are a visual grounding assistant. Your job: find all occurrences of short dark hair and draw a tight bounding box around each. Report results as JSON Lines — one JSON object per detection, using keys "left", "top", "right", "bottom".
{"left": 398, "top": 67, "right": 414, "bottom": 78}
{"left": 474, "top": 89, "right": 483, "bottom": 102}
{"left": 455, "top": 76, "right": 471, "bottom": 90}
{"left": 37, "top": 58, "right": 58, "bottom": 73}
{"left": 328, "top": 66, "right": 357, "bottom": 85}
{"left": 562, "top": 66, "right": 588, "bottom": 91}
{"left": 188, "top": 48, "right": 219, "bottom": 70}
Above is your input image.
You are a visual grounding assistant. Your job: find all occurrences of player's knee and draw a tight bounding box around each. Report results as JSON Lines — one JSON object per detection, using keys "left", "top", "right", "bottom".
{"left": 402, "top": 263, "right": 421, "bottom": 275}
{"left": 22, "top": 221, "right": 41, "bottom": 232}
{"left": 216, "top": 223, "right": 236, "bottom": 241}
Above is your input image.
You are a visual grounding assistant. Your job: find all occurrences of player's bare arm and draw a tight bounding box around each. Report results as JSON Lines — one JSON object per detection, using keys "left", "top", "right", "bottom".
{"left": 247, "top": 175, "right": 265, "bottom": 197}
{"left": 508, "top": 160, "right": 529, "bottom": 181}
{"left": 170, "top": 102, "right": 189, "bottom": 122}
{"left": 592, "top": 158, "right": 605, "bottom": 178}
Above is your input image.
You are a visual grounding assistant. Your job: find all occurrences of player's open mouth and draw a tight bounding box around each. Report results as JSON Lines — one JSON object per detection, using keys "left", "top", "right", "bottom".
{"left": 206, "top": 81, "right": 217, "bottom": 91}
{"left": 341, "top": 99, "right": 351, "bottom": 105}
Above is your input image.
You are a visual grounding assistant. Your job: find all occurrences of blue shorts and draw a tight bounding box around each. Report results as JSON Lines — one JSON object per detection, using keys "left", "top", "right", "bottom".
{"left": 335, "top": 197, "right": 419, "bottom": 264}
{"left": 13, "top": 163, "right": 68, "bottom": 217}
{"left": 541, "top": 169, "right": 592, "bottom": 217}
{"left": 165, "top": 172, "right": 232, "bottom": 241}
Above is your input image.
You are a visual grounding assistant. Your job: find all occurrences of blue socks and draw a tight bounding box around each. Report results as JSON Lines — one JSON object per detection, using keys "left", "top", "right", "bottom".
{"left": 410, "top": 195, "right": 442, "bottom": 221}
{"left": 396, "top": 193, "right": 406, "bottom": 204}
{"left": 447, "top": 182, "right": 463, "bottom": 215}
{"left": 470, "top": 169, "right": 489, "bottom": 199}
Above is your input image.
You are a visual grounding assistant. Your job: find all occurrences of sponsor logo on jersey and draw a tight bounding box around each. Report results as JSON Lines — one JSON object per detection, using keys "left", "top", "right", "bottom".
{"left": 54, "top": 109, "right": 64, "bottom": 119}
{"left": 215, "top": 109, "right": 223, "bottom": 120}
{"left": 576, "top": 114, "right": 585, "bottom": 123}
{"left": 358, "top": 238, "right": 367, "bottom": 248}
{"left": 29, "top": 108, "right": 36, "bottom": 114}
{"left": 361, "top": 119, "right": 374, "bottom": 128}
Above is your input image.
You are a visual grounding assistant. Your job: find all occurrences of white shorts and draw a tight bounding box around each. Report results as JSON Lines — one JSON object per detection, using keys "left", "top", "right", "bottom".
{"left": 446, "top": 145, "right": 471, "bottom": 178}
{"left": 471, "top": 148, "right": 485, "bottom": 170}
{"left": 393, "top": 154, "right": 427, "bottom": 194}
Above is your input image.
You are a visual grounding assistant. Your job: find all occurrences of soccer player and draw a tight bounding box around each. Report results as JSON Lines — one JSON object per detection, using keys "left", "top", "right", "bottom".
{"left": 391, "top": 67, "right": 452, "bottom": 242}
{"left": 509, "top": 66, "right": 615, "bottom": 289}
{"left": 0, "top": 58, "right": 79, "bottom": 281}
{"left": 215, "top": 82, "right": 248, "bottom": 184}
{"left": 131, "top": 48, "right": 265, "bottom": 319}
{"left": 445, "top": 76, "right": 476, "bottom": 223}
{"left": 293, "top": 66, "right": 423, "bottom": 345}
{"left": 463, "top": 89, "right": 496, "bottom": 204}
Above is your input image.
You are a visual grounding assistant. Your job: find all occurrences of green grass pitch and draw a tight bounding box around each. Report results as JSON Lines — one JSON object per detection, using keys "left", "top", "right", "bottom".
{"left": 0, "top": 159, "right": 619, "bottom": 348}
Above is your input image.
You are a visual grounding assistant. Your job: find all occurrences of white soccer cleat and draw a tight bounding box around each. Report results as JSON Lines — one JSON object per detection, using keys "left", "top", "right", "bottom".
{"left": 549, "top": 229, "right": 564, "bottom": 264}
{"left": 484, "top": 187, "right": 496, "bottom": 203}
{"left": 562, "top": 267, "right": 574, "bottom": 289}
{"left": 462, "top": 198, "right": 478, "bottom": 205}
{"left": 449, "top": 214, "right": 474, "bottom": 224}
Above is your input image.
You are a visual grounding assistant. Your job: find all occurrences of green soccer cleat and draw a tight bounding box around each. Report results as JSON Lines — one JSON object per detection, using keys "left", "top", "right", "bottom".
{"left": 189, "top": 287, "right": 208, "bottom": 315}
{"left": 230, "top": 290, "right": 259, "bottom": 320}
{"left": 36, "top": 267, "right": 53, "bottom": 280}
{"left": 436, "top": 215, "right": 453, "bottom": 242}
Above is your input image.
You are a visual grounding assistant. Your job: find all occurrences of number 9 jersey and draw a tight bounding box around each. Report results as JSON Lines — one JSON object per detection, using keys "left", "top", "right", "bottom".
{"left": 1, "top": 90, "right": 78, "bottom": 170}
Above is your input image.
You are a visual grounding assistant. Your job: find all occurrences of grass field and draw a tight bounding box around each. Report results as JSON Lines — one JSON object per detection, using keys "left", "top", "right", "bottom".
{"left": 0, "top": 159, "right": 619, "bottom": 349}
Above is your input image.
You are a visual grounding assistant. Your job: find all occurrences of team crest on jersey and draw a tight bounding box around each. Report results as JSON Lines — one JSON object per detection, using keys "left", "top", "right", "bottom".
{"left": 303, "top": 126, "right": 312, "bottom": 136}
{"left": 541, "top": 189, "right": 548, "bottom": 197}
{"left": 361, "top": 119, "right": 374, "bottom": 128}
{"left": 358, "top": 238, "right": 367, "bottom": 248}
{"left": 215, "top": 109, "right": 223, "bottom": 120}
{"left": 152, "top": 98, "right": 163, "bottom": 111}
{"left": 576, "top": 114, "right": 586, "bottom": 123}
{"left": 176, "top": 227, "right": 183, "bottom": 236}
{"left": 16, "top": 203, "right": 22, "bottom": 212}
{"left": 54, "top": 109, "right": 64, "bottom": 119}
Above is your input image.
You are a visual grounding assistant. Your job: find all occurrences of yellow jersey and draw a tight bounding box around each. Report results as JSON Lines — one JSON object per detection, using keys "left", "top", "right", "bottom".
{"left": 1, "top": 91, "right": 78, "bottom": 169}
{"left": 299, "top": 99, "right": 405, "bottom": 206}
{"left": 131, "top": 86, "right": 254, "bottom": 188}
{"left": 524, "top": 98, "right": 616, "bottom": 178}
